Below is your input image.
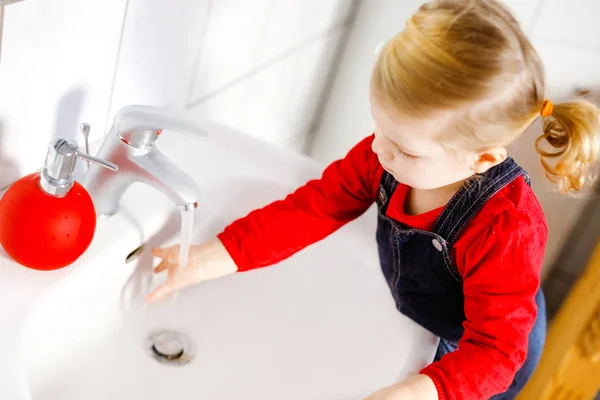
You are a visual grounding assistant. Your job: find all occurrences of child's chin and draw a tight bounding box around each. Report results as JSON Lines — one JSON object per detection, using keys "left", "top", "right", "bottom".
{"left": 390, "top": 173, "right": 418, "bottom": 187}
{"left": 395, "top": 175, "right": 440, "bottom": 190}
{"left": 394, "top": 177, "right": 420, "bottom": 189}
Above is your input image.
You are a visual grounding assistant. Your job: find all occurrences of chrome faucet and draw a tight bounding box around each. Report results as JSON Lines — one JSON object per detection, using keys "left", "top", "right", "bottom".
{"left": 83, "top": 105, "right": 208, "bottom": 217}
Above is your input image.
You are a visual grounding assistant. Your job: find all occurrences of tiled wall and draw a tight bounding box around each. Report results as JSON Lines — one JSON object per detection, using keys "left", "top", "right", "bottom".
{"left": 110, "top": 0, "right": 356, "bottom": 151}
{"left": 0, "top": 0, "right": 356, "bottom": 189}
{"left": 309, "top": 0, "right": 600, "bottom": 278}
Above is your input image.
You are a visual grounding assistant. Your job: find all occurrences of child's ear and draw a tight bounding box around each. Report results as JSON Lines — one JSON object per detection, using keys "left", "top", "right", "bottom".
{"left": 472, "top": 148, "right": 507, "bottom": 174}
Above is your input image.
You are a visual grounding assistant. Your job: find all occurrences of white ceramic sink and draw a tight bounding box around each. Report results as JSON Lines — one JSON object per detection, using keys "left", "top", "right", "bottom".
{"left": 9, "top": 119, "right": 437, "bottom": 399}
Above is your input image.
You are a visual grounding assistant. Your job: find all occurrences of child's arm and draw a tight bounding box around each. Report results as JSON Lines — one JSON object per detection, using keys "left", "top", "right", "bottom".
{"left": 419, "top": 208, "right": 547, "bottom": 400}
{"left": 217, "top": 134, "right": 381, "bottom": 271}
{"left": 147, "top": 135, "right": 381, "bottom": 302}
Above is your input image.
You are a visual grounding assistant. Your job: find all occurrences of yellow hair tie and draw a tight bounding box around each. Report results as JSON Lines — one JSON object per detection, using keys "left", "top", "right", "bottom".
{"left": 540, "top": 99, "right": 553, "bottom": 117}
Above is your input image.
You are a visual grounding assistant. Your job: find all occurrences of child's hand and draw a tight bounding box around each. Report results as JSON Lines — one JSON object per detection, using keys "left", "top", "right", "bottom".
{"left": 364, "top": 374, "right": 438, "bottom": 400}
{"left": 146, "top": 238, "right": 238, "bottom": 303}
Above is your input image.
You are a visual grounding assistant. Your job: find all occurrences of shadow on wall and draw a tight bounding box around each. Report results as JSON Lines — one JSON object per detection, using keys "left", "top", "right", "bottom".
{"left": 0, "top": 120, "right": 21, "bottom": 192}
{"left": 0, "top": 87, "right": 88, "bottom": 193}
{"left": 53, "top": 87, "right": 87, "bottom": 142}
{"left": 0, "top": 121, "right": 21, "bottom": 261}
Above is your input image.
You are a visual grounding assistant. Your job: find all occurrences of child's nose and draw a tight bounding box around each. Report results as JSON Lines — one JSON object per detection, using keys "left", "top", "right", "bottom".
{"left": 371, "top": 137, "right": 394, "bottom": 160}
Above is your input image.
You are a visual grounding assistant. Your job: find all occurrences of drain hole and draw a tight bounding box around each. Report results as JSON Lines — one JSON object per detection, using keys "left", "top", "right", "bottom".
{"left": 146, "top": 330, "right": 195, "bottom": 366}
{"left": 151, "top": 344, "right": 184, "bottom": 360}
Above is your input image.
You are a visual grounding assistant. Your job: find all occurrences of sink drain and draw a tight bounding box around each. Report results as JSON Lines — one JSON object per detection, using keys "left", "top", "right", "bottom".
{"left": 146, "top": 330, "right": 195, "bottom": 366}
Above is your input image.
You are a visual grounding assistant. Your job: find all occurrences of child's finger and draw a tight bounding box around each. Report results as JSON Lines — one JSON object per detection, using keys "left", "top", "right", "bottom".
{"left": 154, "top": 260, "right": 169, "bottom": 273}
{"left": 151, "top": 245, "right": 179, "bottom": 259}
{"left": 145, "top": 283, "right": 172, "bottom": 303}
{"left": 167, "top": 262, "right": 180, "bottom": 283}
{"left": 151, "top": 247, "right": 167, "bottom": 258}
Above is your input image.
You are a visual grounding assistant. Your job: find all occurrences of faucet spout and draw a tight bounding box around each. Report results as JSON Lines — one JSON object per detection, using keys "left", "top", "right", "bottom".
{"left": 133, "top": 147, "right": 201, "bottom": 209}
{"left": 83, "top": 105, "right": 207, "bottom": 217}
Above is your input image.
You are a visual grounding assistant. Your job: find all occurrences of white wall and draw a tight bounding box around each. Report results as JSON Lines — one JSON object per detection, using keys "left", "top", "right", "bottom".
{"left": 0, "top": 0, "right": 356, "bottom": 189}
{"left": 309, "top": 0, "right": 600, "bottom": 278}
{"left": 185, "top": 1, "right": 354, "bottom": 150}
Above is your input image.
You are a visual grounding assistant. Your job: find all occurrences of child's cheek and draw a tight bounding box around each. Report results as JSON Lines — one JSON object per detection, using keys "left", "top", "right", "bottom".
{"left": 390, "top": 159, "right": 425, "bottom": 186}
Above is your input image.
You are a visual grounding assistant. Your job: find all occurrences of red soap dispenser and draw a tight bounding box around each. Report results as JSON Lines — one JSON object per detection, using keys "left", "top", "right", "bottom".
{"left": 0, "top": 138, "right": 117, "bottom": 270}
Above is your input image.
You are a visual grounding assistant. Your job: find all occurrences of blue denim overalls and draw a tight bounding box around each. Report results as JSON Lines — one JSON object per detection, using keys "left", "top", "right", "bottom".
{"left": 375, "top": 158, "right": 546, "bottom": 399}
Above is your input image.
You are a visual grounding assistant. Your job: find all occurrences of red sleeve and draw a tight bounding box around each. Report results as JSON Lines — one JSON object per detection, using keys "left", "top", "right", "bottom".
{"left": 420, "top": 207, "right": 547, "bottom": 400}
{"left": 217, "top": 134, "right": 382, "bottom": 271}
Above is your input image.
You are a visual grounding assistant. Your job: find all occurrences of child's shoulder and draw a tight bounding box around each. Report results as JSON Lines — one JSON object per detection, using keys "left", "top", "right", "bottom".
{"left": 478, "top": 174, "right": 547, "bottom": 233}
{"left": 493, "top": 174, "right": 544, "bottom": 214}
{"left": 455, "top": 175, "right": 548, "bottom": 273}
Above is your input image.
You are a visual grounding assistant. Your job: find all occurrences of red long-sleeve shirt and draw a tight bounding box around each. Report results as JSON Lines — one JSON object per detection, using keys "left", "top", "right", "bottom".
{"left": 218, "top": 134, "right": 547, "bottom": 399}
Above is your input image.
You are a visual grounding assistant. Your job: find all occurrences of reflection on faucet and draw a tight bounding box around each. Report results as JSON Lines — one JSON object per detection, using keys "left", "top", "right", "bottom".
{"left": 0, "top": 120, "right": 21, "bottom": 194}
{"left": 84, "top": 105, "right": 208, "bottom": 217}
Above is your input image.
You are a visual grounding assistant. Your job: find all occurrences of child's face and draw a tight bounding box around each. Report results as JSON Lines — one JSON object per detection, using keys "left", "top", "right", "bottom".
{"left": 370, "top": 97, "right": 477, "bottom": 190}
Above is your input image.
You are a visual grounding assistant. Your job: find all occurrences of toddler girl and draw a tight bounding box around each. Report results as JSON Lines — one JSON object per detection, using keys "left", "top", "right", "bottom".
{"left": 148, "top": 0, "right": 600, "bottom": 399}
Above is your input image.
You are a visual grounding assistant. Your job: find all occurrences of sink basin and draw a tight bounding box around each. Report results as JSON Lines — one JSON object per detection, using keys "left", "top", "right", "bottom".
{"left": 17, "top": 124, "right": 437, "bottom": 400}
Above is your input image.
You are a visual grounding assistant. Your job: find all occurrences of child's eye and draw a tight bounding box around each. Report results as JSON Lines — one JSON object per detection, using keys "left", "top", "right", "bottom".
{"left": 394, "top": 147, "right": 417, "bottom": 159}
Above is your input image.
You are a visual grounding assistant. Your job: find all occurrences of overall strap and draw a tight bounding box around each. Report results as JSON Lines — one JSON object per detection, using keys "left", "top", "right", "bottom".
{"left": 433, "top": 157, "right": 526, "bottom": 246}
{"left": 380, "top": 170, "right": 399, "bottom": 193}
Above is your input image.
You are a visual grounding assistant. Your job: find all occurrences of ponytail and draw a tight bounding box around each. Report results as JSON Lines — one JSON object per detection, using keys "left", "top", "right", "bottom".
{"left": 535, "top": 100, "right": 600, "bottom": 193}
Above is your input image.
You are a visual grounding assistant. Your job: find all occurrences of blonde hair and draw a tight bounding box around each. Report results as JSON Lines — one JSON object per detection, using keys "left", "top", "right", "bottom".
{"left": 371, "top": 0, "right": 600, "bottom": 193}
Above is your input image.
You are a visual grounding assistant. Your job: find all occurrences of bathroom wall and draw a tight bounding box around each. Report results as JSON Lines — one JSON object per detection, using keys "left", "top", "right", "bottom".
{"left": 309, "top": 0, "right": 600, "bottom": 278}
{"left": 0, "top": 0, "right": 356, "bottom": 186}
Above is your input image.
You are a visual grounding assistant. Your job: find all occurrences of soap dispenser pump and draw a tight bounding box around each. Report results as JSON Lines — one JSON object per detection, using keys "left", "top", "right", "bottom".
{"left": 0, "top": 138, "right": 117, "bottom": 270}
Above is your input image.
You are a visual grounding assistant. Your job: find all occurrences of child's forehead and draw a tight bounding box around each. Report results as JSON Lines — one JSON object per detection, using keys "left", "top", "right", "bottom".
{"left": 371, "top": 98, "right": 454, "bottom": 148}
{"left": 370, "top": 95, "right": 454, "bottom": 126}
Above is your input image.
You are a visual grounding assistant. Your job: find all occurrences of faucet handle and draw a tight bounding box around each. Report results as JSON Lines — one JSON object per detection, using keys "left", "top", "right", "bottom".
{"left": 80, "top": 123, "right": 91, "bottom": 157}
{"left": 113, "top": 105, "right": 209, "bottom": 149}
{"left": 75, "top": 151, "right": 118, "bottom": 172}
